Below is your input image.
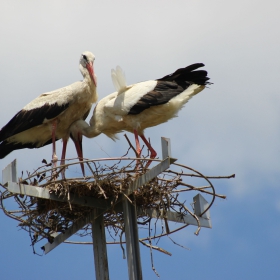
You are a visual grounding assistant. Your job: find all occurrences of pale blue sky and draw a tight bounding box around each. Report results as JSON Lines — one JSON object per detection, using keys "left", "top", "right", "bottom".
{"left": 0, "top": 1, "right": 280, "bottom": 279}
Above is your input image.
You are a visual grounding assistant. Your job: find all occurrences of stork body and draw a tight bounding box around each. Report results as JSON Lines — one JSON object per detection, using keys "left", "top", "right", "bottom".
{"left": 0, "top": 51, "right": 97, "bottom": 176}
{"left": 70, "top": 63, "right": 210, "bottom": 169}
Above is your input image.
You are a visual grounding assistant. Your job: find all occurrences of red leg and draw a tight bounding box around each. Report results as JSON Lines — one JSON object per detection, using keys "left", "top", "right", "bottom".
{"left": 133, "top": 129, "right": 143, "bottom": 169}
{"left": 140, "top": 134, "right": 157, "bottom": 158}
{"left": 140, "top": 134, "right": 157, "bottom": 168}
{"left": 60, "top": 137, "right": 68, "bottom": 179}
{"left": 51, "top": 120, "right": 58, "bottom": 168}
{"left": 73, "top": 132, "right": 85, "bottom": 177}
{"left": 134, "top": 129, "right": 141, "bottom": 157}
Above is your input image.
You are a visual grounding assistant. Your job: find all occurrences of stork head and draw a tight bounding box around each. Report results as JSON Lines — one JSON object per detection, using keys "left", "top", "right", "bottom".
{"left": 80, "top": 51, "right": 97, "bottom": 87}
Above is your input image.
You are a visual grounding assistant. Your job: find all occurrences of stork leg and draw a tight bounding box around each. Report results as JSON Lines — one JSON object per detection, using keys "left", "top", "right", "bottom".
{"left": 50, "top": 120, "right": 59, "bottom": 180}
{"left": 51, "top": 120, "right": 58, "bottom": 168}
{"left": 60, "top": 137, "right": 68, "bottom": 179}
{"left": 140, "top": 134, "right": 157, "bottom": 168}
{"left": 72, "top": 133, "right": 85, "bottom": 177}
{"left": 133, "top": 129, "right": 143, "bottom": 169}
{"left": 133, "top": 130, "right": 142, "bottom": 157}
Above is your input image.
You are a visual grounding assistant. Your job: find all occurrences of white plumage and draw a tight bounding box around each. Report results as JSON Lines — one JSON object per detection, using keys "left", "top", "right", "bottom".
{"left": 0, "top": 51, "right": 97, "bottom": 177}
{"left": 111, "top": 66, "right": 128, "bottom": 93}
{"left": 70, "top": 63, "right": 210, "bottom": 170}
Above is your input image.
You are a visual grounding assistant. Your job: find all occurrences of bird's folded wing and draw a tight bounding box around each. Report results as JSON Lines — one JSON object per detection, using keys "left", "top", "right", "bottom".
{"left": 104, "top": 80, "right": 157, "bottom": 116}
{"left": 0, "top": 86, "right": 78, "bottom": 141}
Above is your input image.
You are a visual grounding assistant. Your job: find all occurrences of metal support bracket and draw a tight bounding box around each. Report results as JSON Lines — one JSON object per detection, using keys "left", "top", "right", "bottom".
{"left": 2, "top": 159, "right": 17, "bottom": 185}
{"left": 1, "top": 137, "right": 214, "bottom": 280}
{"left": 123, "top": 196, "right": 143, "bottom": 280}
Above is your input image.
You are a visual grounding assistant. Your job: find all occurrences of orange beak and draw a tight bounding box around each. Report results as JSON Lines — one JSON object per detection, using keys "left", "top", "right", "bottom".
{"left": 86, "top": 62, "right": 97, "bottom": 87}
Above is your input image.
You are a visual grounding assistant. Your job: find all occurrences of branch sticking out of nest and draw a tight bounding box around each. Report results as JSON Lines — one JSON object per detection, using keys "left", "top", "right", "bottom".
{"left": 0, "top": 144, "right": 234, "bottom": 275}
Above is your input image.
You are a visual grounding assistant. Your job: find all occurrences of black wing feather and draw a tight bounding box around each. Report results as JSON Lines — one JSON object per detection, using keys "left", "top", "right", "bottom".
{"left": 0, "top": 102, "right": 69, "bottom": 142}
{"left": 128, "top": 63, "right": 210, "bottom": 115}
{"left": 128, "top": 82, "right": 183, "bottom": 115}
{"left": 158, "top": 63, "right": 209, "bottom": 85}
{"left": 0, "top": 138, "right": 54, "bottom": 159}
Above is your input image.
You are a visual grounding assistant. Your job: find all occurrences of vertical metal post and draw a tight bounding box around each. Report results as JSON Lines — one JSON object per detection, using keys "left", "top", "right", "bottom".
{"left": 2, "top": 159, "right": 17, "bottom": 185}
{"left": 161, "top": 137, "right": 171, "bottom": 159}
{"left": 123, "top": 196, "right": 142, "bottom": 280}
{"left": 193, "top": 194, "right": 212, "bottom": 228}
{"left": 161, "top": 137, "right": 177, "bottom": 164}
{"left": 121, "top": 137, "right": 172, "bottom": 279}
{"left": 92, "top": 209, "right": 109, "bottom": 280}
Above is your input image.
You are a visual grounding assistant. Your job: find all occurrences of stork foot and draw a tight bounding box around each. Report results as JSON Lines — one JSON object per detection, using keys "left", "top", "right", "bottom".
{"left": 52, "top": 154, "right": 58, "bottom": 167}
{"left": 51, "top": 154, "right": 59, "bottom": 180}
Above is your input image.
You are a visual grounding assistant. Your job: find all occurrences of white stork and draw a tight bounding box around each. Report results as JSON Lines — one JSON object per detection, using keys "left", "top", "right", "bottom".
{"left": 0, "top": 51, "right": 97, "bottom": 177}
{"left": 69, "top": 63, "right": 210, "bottom": 170}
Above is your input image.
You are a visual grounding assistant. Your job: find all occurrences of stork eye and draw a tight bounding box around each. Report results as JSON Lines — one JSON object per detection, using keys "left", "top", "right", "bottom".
{"left": 82, "top": 54, "right": 87, "bottom": 61}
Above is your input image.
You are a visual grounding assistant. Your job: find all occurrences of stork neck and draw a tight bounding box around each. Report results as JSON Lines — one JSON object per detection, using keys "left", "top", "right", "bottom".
{"left": 83, "top": 124, "right": 101, "bottom": 138}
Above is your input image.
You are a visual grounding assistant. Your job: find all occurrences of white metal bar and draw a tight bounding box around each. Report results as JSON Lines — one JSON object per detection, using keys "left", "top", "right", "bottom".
{"left": 42, "top": 194, "right": 211, "bottom": 254}
{"left": 137, "top": 206, "right": 211, "bottom": 228}
{"left": 7, "top": 181, "right": 111, "bottom": 209}
{"left": 193, "top": 194, "right": 212, "bottom": 228}
{"left": 125, "top": 157, "right": 170, "bottom": 195}
{"left": 2, "top": 159, "right": 17, "bottom": 185}
{"left": 123, "top": 197, "right": 142, "bottom": 280}
{"left": 92, "top": 209, "right": 109, "bottom": 280}
{"left": 43, "top": 210, "right": 96, "bottom": 254}
{"left": 161, "top": 137, "right": 177, "bottom": 164}
{"left": 161, "top": 137, "right": 171, "bottom": 159}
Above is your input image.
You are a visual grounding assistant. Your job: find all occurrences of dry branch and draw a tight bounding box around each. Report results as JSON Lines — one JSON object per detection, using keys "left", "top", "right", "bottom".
{"left": 0, "top": 153, "right": 233, "bottom": 257}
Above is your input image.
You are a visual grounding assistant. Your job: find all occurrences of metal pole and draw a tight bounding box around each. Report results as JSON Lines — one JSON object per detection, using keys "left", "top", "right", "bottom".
{"left": 123, "top": 196, "right": 143, "bottom": 280}
{"left": 92, "top": 209, "right": 109, "bottom": 280}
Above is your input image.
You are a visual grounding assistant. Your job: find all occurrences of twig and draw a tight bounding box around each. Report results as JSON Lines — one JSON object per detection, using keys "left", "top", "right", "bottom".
{"left": 177, "top": 182, "right": 227, "bottom": 199}
{"left": 124, "top": 134, "right": 138, "bottom": 157}
{"left": 174, "top": 163, "right": 217, "bottom": 216}
{"left": 167, "top": 169, "right": 235, "bottom": 180}
{"left": 139, "top": 240, "right": 172, "bottom": 256}
{"left": 120, "top": 230, "right": 126, "bottom": 259}
{"left": 167, "top": 235, "right": 190, "bottom": 251}
{"left": 0, "top": 152, "right": 232, "bottom": 265}
{"left": 148, "top": 219, "right": 160, "bottom": 277}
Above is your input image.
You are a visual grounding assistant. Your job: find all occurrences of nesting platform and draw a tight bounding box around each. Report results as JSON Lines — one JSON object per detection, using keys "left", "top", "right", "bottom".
{"left": 0, "top": 138, "right": 234, "bottom": 279}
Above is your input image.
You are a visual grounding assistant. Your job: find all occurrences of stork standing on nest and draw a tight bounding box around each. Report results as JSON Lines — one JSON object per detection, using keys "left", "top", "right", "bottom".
{"left": 0, "top": 51, "right": 97, "bottom": 177}
{"left": 69, "top": 63, "right": 210, "bottom": 170}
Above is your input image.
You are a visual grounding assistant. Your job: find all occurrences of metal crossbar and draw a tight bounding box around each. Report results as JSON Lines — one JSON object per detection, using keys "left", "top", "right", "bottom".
{"left": 2, "top": 138, "right": 212, "bottom": 280}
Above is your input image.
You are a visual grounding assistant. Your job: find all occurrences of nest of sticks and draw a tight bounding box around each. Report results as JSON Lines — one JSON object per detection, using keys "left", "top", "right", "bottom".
{"left": 0, "top": 143, "right": 234, "bottom": 259}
